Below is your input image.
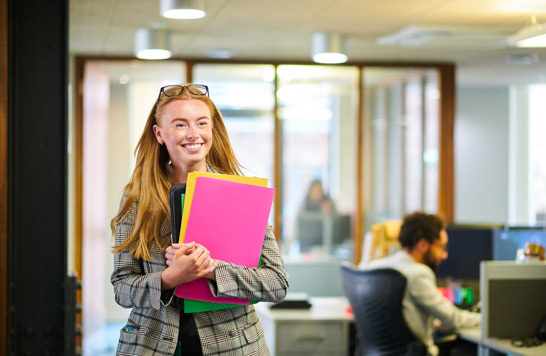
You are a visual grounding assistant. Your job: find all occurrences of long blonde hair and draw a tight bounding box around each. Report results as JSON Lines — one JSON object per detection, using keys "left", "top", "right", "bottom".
{"left": 111, "top": 86, "right": 243, "bottom": 260}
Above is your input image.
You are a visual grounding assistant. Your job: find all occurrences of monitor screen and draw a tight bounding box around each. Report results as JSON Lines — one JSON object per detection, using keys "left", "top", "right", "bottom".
{"left": 493, "top": 227, "right": 546, "bottom": 260}
{"left": 295, "top": 213, "right": 352, "bottom": 254}
{"left": 435, "top": 224, "right": 499, "bottom": 280}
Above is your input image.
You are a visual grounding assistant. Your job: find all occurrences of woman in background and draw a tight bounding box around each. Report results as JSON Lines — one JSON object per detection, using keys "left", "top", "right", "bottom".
{"left": 293, "top": 179, "right": 338, "bottom": 254}
{"left": 110, "top": 84, "right": 288, "bottom": 355}
{"left": 300, "top": 179, "right": 336, "bottom": 216}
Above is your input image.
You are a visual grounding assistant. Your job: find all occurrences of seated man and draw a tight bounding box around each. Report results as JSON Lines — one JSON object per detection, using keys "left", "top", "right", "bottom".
{"left": 359, "top": 211, "right": 481, "bottom": 356}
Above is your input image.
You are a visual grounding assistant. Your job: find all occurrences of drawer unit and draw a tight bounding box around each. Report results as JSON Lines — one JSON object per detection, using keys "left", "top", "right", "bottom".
{"left": 276, "top": 321, "right": 348, "bottom": 354}
{"left": 255, "top": 298, "right": 353, "bottom": 356}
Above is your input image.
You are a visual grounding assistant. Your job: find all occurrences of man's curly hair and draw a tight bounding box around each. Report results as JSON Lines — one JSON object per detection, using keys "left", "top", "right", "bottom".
{"left": 398, "top": 211, "right": 446, "bottom": 249}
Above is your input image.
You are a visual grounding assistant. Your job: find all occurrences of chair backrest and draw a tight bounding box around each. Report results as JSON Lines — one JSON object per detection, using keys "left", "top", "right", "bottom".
{"left": 340, "top": 264, "right": 426, "bottom": 356}
{"left": 367, "top": 220, "right": 402, "bottom": 263}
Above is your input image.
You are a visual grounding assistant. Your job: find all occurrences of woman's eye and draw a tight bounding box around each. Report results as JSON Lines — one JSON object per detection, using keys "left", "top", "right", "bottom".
{"left": 198, "top": 121, "right": 209, "bottom": 127}
{"left": 175, "top": 123, "right": 187, "bottom": 128}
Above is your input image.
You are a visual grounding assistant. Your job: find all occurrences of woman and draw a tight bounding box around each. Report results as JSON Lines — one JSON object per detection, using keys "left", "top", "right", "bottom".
{"left": 110, "top": 84, "right": 289, "bottom": 355}
{"left": 300, "top": 179, "right": 335, "bottom": 215}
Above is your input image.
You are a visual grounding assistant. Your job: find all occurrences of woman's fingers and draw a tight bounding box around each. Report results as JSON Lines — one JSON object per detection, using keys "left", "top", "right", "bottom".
{"left": 166, "top": 242, "right": 196, "bottom": 260}
{"left": 204, "top": 259, "right": 218, "bottom": 273}
{"left": 164, "top": 242, "right": 216, "bottom": 284}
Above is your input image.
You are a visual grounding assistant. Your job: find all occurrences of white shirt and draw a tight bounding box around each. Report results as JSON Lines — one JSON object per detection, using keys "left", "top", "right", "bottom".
{"left": 360, "top": 250, "right": 481, "bottom": 356}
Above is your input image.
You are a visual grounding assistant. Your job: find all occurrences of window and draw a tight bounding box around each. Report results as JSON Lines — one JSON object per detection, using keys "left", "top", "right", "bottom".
{"left": 362, "top": 68, "right": 440, "bottom": 233}
{"left": 193, "top": 64, "right": 276, "bottom": 182}
{"left": 80, "top": 60, "right": 186, "bottom": 353}
{"left": 277, "top": 65, "right": 359, "bottom": 259}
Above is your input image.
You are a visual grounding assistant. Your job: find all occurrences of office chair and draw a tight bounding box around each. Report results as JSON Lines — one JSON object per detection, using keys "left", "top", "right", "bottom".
{"left": 340, "top": 264, "right": 427, "bottom": 356}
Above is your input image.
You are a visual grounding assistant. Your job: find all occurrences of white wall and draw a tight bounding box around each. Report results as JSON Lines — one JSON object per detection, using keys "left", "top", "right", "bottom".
{"left": 105, "top": 84, "right": 132, "bottom": 322}
{"left": 455, "top": 86, "right": 509, "bottom": 225}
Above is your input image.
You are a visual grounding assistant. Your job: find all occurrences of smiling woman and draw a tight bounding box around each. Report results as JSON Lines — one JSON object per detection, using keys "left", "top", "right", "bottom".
{"left": 109, "top": 82, "right": 288, "bottom": 355}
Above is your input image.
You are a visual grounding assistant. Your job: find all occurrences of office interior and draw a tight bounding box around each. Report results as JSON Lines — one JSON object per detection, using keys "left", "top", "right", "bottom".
{"left": 3, "top": 0, "right": 546, "bottom": 355}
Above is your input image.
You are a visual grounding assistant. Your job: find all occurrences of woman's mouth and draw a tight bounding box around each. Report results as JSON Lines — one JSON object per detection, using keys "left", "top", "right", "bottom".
{"left": 183, "top": 143, "right": 203, "bottom": 151}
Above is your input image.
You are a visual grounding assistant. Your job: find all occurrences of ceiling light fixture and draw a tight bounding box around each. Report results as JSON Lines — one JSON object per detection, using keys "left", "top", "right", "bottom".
{"left": 507, "top": 15, "right": 546, "bottom": 48}
{"left": 160, "top": 0, "right": 206, "bottom": 19}
{"left": 377, "top": 25, "right": 509, "bottom": 48}
{"left": 311, "top": 32, "right": 347, "bottom": 64}
{"left": 134, "top": 28, "right": 172, "bottom": 60}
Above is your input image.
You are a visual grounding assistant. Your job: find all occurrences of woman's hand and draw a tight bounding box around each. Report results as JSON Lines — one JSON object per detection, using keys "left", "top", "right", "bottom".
{"left": 161, "top": 242, "right": 217, "bottom": 290}
{"left": 165, "top": 243, "right": 188, "bottom": 265}
{"left": 202, "top": 259, "right": 218, "bottom": 281}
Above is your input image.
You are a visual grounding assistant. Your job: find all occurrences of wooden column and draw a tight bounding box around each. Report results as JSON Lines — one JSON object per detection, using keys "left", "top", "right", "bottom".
{"left": 438, "top": 64, "right": 455, "bottom": 222}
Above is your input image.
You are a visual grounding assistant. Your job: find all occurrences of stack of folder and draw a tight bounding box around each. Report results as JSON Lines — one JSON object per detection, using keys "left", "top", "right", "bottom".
{"left": 169, "top": 172, "right": 275, "bottom": 313}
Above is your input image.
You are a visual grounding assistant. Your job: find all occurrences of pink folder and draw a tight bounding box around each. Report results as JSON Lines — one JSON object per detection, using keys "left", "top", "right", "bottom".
{"left": 174, "top": 176, "right": 275, "bottom": 304}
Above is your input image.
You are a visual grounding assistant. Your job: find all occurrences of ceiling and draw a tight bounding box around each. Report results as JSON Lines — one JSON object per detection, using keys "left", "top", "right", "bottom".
{"left": 69, "top": 0, "right": 546, "bottom": 86}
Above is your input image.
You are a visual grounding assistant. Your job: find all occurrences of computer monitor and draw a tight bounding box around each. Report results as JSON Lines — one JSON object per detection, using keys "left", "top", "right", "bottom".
{"left": 333, "top": 214, "right": 352, "bottom": 244}
{"left": 480, "top": 261, "right": 546, "bottom": 339}
{"left": 296, "top": 212, "right": 324, "bottom": 253}
{"left": 435, "top": 224, "right": 500, "bottom": 281}
{"left": 493, "top": 227, "right": 546, "bottom": 261}
{"left": 296, "top": 213, "right": 352, "bottom": 254}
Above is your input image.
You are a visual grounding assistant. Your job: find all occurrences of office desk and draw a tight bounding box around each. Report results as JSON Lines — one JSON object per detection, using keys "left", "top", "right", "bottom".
{"left": 459, "top": 327, "right": 546, "bottom": 356}
{"left": 255, "top": 297, "right": 353, "bottom": 356}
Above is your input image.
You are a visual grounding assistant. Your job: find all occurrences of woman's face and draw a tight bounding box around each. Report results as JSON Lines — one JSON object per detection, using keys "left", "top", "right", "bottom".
{"left": 153, "top": 98, "right": 213, "bottom": 175}
{"left": 309, "top": 182, "right": 323, "bottom": 200}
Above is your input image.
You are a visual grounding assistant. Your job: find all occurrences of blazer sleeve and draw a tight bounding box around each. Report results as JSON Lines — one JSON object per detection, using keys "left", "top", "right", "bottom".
{"left": 110, "top": 197, "right": 171, "bottom": 311}
{"left": 409, "top": 269, "right": 481, "bottom": 330}
{"left": 207, "top": 225, "right": 289, "bottom": 303}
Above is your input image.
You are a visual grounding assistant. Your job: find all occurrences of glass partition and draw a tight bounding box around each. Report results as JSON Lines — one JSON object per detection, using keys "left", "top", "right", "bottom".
{"left": 193, "top": 64, "right": 276, "bottom": 183}
{"left": 81, "top": 59, "right": 186, "bottom": 354}
{"left": 362, "top": 68, "right": 440, "bottom": 233}
{"left": 277, "top": 65, "right": 359, "bottom": 259}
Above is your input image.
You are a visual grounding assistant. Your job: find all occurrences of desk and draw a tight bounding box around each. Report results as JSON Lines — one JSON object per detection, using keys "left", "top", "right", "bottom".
{"left": 255, "top": 297, "right": 353, "bottom": 356}
{"left": 459, "top": 327, "right": 546, "bottom": 356}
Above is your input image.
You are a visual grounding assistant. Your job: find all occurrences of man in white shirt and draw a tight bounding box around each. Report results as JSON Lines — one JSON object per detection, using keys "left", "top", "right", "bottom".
{"left": 360, "top": 212, "right": 481, "bottom": 356}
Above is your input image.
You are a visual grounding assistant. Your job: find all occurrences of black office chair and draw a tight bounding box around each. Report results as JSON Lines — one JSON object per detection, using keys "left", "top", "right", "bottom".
{"left": 340, "top": 264, "right": 427, "bottom": 356}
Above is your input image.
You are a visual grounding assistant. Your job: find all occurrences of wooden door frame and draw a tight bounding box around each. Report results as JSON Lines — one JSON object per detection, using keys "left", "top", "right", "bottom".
{"left": 1, "top": 0, "right": 9, "bottom": 352}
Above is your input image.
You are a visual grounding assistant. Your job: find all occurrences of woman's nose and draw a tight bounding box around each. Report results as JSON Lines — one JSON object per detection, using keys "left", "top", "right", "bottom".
{"left": 187, "top": 125, "right": 197, "bottom": 139}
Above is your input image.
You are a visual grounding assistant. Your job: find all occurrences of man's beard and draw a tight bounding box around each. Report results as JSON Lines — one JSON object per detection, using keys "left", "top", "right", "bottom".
{"left": 423, "top": 249, "right": 438, "bottom": 271}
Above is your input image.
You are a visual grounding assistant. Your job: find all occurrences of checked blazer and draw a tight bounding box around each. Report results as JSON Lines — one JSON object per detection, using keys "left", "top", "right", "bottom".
{"left": 111, "top": 194, "right": 289, "bottom": 356}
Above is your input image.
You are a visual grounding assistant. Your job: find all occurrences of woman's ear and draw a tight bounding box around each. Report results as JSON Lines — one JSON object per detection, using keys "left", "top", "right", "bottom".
{"left": 153, "top": 125, "right": 164, "bottom": 145}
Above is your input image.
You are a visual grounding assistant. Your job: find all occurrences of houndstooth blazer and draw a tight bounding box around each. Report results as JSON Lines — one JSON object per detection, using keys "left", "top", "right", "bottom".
{"left": 111, "top": 195, "right": 289, "bottom": 356}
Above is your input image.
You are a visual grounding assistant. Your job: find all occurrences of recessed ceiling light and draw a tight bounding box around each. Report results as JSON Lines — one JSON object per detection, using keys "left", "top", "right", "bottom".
{"left": 311, "top": 33, "right": 348, "bottom": 64}
{"left": 134, "top": 28, "right": 172, "bottom": 60}
{"left": 160, "top": 0, "right": 206, "bottom": 19}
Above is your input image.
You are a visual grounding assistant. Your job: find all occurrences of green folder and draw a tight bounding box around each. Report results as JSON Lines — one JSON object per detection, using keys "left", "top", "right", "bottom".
{"left": 183, "top": 256, "right": 262, "bottom": 313}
